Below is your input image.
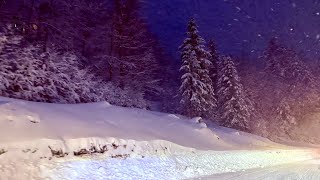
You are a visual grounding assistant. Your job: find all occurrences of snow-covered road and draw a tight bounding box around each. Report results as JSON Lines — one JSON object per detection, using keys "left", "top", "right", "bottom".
{"left": 38, "top": 148, "right": 318, "bottom": 180}
{"left": 1, "top": 146, "right": 319, "bottom": 180}
{"left": 197, "top": 159, "right": 320, "bottom": 180}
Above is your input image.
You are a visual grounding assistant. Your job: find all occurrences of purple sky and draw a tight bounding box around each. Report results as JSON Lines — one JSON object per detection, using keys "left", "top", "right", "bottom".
{"left": 144, "top": 0, "right": 320, "bottom": 61}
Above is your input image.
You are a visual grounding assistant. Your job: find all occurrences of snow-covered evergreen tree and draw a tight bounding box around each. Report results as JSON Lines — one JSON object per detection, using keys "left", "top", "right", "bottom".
{"left": 208, "top": 39, "right": 219, "bottom": 93}
{"left": 264, "top": 38, "right": 313, "bottom": 85}
{"left": 0, "top": 40, "right": 86, "bottom": 103}
{"left": 275, "top": 98, "right": 297, "bottom": 134}
{"left": 217, "top": 56, "right": 251, "bottom": 131}
{"left": 0, "top": 25, "right": 150, "bottom": 108}
{"left": 179, "top": 18, "right": 216, "bottom": 118}
{"left": 110, "top": 0, "right": 159, "bottom": 96}
{"left": 262, "top": 38, "right": 317, "bottom": 136}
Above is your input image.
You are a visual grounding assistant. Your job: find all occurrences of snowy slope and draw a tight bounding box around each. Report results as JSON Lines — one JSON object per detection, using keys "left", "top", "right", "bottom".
{"left": 0, "top": 96, "right": 279, "bottom": 150}
{"left": 0, "top": 97, "right": 319, "bottom": 180}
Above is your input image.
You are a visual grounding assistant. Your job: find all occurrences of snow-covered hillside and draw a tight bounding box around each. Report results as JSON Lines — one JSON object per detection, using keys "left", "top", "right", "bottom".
{"left": 0, "top": 97, "right": 319, "bottom": 180}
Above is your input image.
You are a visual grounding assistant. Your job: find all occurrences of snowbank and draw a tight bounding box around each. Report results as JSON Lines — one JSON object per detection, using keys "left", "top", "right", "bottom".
{"left": 0, "top": 97, "right": 319, "bottom": 180}
{"left": 0, "top": 97, "right": 278, "bottom": 150}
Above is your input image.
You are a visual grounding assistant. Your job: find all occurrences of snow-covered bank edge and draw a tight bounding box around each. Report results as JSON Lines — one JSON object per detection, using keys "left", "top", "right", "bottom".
{"left": 0, "top": 137, "right": 197, "bottom": 160}
{"left": 0, "top": 137, "right": 319, "bottom": 180}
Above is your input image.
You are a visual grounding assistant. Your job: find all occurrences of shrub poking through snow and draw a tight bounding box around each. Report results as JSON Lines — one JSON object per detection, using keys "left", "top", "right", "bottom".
{"left": 111, "top": 154, "right": 130, "bottom": 159}
{"left": 23, "top": 148, "right": 38, "bottom": 153}
{"left": 74, "top": 145, "right": 108, "bottom": 156}
{"left": 73, "top": 149, "right": 90, "bottom": 156}
{"left": 0, "top": 148, "right": 6, "bottom": 155}
{"left": 112, "top": 143, "right": 119, "bottom": 149}
{"left": 22, "top": 149, "right": 31, "bottom": 153}
{"left": 90, "top": 145, "right": 108, "bottom": 154}
{"left": 48, "top": 146, "right": 68, "bottom": 158}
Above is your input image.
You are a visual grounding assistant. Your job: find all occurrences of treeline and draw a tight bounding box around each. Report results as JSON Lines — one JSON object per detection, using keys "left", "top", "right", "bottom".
{"left": 179, "top": 18, "right": 320, "bottom": 142}
{"left": 1, "top": 0, "right": 320, "bottom": 142}
{"left": 179, "top": 19, "right": 253, "bottom": 132}
{"left": 0, "top": 0, "right": 175, "bottom": 109}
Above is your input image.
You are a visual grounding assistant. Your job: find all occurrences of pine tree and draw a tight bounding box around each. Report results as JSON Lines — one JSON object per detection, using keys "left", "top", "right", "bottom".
{"left": 217, "top": 56, "right": 251, "bottom": 131}
{"left": 110, "top": 0, "right": 159, "bottom": 95}
{"left": 208, "top": 39, "right": 219, "bottom": 93}
{"left": 179, "top": 18, "right": 216, "bottom": 118}
{"left": 263, "top": 39, "right": 317, "bottom": 135}
{"left": 264, "top": 38, "right": 313, "bottom": 84}
{"left": 275, "top": 98, "right": 296, "bottom": 134}
{"left": 264, "top": 38, "right": 278, "bottom": 75}
{"left": 111, "top": 0, "right": 148, "bottom": 87}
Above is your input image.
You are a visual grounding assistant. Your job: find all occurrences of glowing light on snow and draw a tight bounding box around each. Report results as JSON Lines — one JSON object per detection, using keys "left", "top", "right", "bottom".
{"left": 43, "top": 150, "right": 316, "bottom": 180}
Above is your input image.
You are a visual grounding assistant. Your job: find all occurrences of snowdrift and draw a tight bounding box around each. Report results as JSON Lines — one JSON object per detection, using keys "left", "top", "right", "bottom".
{"left": 0, "top": 96, "right": 279, "bottom": 150}
{"left": 0, "top": 97, "right": 319, "bottom": 180}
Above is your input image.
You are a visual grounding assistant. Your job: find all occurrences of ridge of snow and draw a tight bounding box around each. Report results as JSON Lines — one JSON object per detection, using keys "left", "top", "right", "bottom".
{"left": 1, "top": 97, "right": 319, "bottom": 179}
{"left": 0, "top": 96, "right": 280, "bottom": 150}
{"left": 0, "top": 137, "right": 317, "bottom": 180}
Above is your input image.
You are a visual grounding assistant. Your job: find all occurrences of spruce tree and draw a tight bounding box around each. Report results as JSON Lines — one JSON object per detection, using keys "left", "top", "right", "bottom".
{"left": 208, "top": 39, "right": 219, "bottom": 93}
{"left": 179, "top": 18, "right": 216, "bottom": 118}
{"left": 111, "top": 0, "right": 159, "bottom": 95}
{"left": 265, "top": 38, "right": 313, "bottom": 84}
{"left": 218, "top": 56, "right": 251, "bottom": 131}
{"left": 263, "top": 39, "right": 316, "bottom": 134}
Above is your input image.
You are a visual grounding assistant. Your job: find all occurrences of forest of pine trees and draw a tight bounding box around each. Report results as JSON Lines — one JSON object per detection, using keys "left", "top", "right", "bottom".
{"left": 179, "top": 19, "right": 252, "bottom": 131}
{"left": 179, "top": 18, "right": 320, "bottom": 142}
{"left": 0, "top": 0, "right": 171, "bottom": 109}
{"left": 1, "top": 1, "right": 320, "bottom": 143}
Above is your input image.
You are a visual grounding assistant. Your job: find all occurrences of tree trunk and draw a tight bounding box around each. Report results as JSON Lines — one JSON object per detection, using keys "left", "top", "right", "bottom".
{"left": 42, "top": 27, "right": 49, "bottom": 52}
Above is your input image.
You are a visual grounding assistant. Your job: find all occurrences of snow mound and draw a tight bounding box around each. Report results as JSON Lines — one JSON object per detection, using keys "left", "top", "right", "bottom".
{"left": 190, "top": 117, "right": 202, "bottom": 123}
{"left": 0, "top": 138, "right": 317, "bottom": 180}
{"left": 0, "top": 101, "right": 40, "bottom": 123}
{"left": 168, "top": 114, "right": 180, "bottom": 119}
{"left": 0, "top": 96, "right": 280, "bottom": 150}
{"left": 97, "top": 101, "right": 112, "bottom": 107}
{"left": 199, "top": 122, "right": 207, "bottom": 128}
{"left": 0, "top": 134, "right": 319, "bottom": 180}
{"left": 189, "top": 117, "right": 208, "bottom": 129}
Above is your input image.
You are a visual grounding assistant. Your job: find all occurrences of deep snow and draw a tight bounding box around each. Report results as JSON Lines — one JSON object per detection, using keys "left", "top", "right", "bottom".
{"left": 0, "top": 97, "right": 319, "bottom": 180}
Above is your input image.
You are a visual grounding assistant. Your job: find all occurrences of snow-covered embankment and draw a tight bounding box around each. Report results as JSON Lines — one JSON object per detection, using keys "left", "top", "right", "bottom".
{"left": 0, "top": 97, "right": 319, "bottom": 179}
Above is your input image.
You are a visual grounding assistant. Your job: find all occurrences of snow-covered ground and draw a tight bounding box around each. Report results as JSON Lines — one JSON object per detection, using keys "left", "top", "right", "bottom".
{"left": 0, "top": 97, "right": 319, "bottom": 180}
{"left": 195, "top": 159, "right": 320, "bottom": 180}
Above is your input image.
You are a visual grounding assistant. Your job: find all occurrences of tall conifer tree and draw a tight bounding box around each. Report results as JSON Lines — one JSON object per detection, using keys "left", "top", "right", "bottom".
{"left": 218, "top": 56, "right": 251, "bottom": 131}
{"left": 179, "top": 18, "right": 216, "bottom": 118}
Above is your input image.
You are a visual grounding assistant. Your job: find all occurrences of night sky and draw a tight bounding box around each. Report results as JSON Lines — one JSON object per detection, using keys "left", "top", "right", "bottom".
{"left": 145, "top": 0, "right": 320, "bottom": 61}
